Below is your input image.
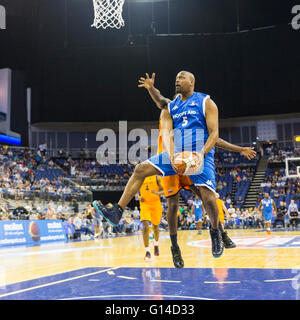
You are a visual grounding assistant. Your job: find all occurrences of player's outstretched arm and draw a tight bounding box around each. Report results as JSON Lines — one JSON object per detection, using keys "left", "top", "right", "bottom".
{"left": 138, "top": 73, "right": 170, "bottom": 109}
{"left": 203, "top": 98, "right": 219, "bottom": 155}
{"left": 215, "top": 138, "right": 256, "bottom": 160}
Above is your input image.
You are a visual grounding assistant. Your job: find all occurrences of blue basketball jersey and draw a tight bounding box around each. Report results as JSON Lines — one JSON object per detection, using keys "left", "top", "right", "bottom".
{"left": 262, "top": 198, "right": 273, "bottom": 214}
{"left": 168, "top": 92, "right": 214, "bottom": 161}
{"left": 193, "top": 200, "right": 203, "bottom": 215}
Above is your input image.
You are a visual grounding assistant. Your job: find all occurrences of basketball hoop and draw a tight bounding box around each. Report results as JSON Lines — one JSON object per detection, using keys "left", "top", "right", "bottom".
{"left": 91, "top": 0, "right": 125, "bottom": 30}
{"left": 285, "top": 157, "right": 300, "bottom": 179}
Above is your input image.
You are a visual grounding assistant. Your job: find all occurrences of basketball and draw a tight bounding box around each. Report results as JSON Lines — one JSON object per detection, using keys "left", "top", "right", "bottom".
{"left": 28, "top": 221, "right": 40, "bottom": 242}
{"left": 173, "top": 151, "right": 203, "bottom": 175}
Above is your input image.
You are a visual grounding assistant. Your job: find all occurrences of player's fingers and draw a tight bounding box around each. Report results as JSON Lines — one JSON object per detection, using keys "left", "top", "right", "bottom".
{"left": 152, "top": 73, "right": 156, "bottom": 80}
{"left": 146, "top": 73, "right": 150, "bottom": 79}
{"left": 138, "top": 79, "right": 145, "bottom": 83}
{"left": 139, "top": 77, "right": 146, "bottom": 81}
{"left": 138, "top": 84, "right": 145, "bottom": 87}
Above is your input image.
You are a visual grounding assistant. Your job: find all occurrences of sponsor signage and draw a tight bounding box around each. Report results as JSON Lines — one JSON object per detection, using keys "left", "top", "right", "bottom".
{"left": 0, "top": 220, "right": 67, "bottom": 247}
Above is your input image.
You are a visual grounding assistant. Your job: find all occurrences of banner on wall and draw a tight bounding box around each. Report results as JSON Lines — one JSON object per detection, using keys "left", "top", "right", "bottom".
{"left": 0, "top": 220, "right": 67, "bottom": 247}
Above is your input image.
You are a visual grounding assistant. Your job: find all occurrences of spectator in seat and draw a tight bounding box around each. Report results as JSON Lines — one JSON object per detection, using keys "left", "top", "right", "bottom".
{"left": 71, "top": 198, "right": 79, "bottom": 213}
{"left": 132, "top": 206, "right": 140, "bottom": 219}
{"left": 228, "top": 204, "right": 236, "bottom": 217}
{"left": 289, "top": 207, "right": 299, "bottom": 230}
{"left": 159, "top": 213, "right": 168, "bottom": 231}
{"left": 288, "top": 200, "right": 298, "bottom": 216}
{"left": 254, "top": 207, "right": 264, "bottom": 229}
{"left": 46, "top": 205, "right": 57, "bottom": 220}
{"left": 186, "top": 212, "right": 194, "bottom": 229}
{"left": 273, "top": 201, "right": 287, "bottom": 228}
{"left": 73, "top": 212, "right": 94, "bottom": 239}
{"left": 123, "top": 211, "right": 134, "bottom": 234}
{"left": 13, "top": 202, "right": 29, "bottom": 220}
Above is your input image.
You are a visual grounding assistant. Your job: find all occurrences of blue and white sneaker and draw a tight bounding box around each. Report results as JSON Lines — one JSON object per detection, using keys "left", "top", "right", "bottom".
{"left": 92, "top": 201, "right": 123, "bottom": 227}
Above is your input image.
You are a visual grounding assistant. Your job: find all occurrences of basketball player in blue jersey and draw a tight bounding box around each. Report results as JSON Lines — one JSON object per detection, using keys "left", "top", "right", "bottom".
{"left": 192, "top": 195, "right": 205, "bottom": 234}
{"left": 259, "top": 193, "right": 277, "bottom": 234}
{"left": 93, "top": 70, "right": 236, "bottom": 259}
{"left": 139, "top": 73, "right": 248, "bottom": 264}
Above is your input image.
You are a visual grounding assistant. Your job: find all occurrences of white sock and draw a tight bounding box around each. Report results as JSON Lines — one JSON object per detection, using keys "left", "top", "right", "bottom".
{"left": 145, "top": 247, "right": 150, "bottom": 252}
{"left": 154, "top": 240, "right": 159, "bottom": 246}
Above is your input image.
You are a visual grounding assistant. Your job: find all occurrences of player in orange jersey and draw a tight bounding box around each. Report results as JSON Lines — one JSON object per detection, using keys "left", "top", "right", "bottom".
{"left": 137, "top": 175, "right": 164, "bottom": 260}
{"left": 215, "top": 193, "right": 235, "bottom": 248}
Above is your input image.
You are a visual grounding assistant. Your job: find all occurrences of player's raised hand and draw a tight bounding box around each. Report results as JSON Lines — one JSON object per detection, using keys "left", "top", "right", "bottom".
{"left": 240, "top": 147, "right": 256, "bottom": 160}
{"left": 138, "top": 73, "right": 155, "bottom": 90}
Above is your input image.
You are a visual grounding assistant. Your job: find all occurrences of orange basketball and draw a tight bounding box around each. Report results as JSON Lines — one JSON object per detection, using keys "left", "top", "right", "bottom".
{"left": 173, "top": 151, "right": 203, "bottom": 175}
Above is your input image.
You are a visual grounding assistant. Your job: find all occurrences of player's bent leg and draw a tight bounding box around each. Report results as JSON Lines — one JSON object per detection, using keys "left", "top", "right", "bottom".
{"left": 92, "top": 161, "right": 160, "bottom": 227}
{"left": 198, "top": 187, "right": 219, "bottom": 229}
{"left": 166, "top": 194, "right": 184, "bottom": 268}
{"left": 167, "top": 194, "right": 179, "bottom": 236}
{"left": 198, "top": 186, "right": 224, "bottom": 258}
{"left": 119, "top": 162, "right": 161, "bottom": 209}
{"left": 152, "top": 224, "right": 160, "bottom": 256}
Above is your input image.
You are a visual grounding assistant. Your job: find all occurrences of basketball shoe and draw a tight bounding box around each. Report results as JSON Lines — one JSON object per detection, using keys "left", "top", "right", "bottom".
{"left": 209, "top": 227, "right": 224, "bottom": 258}
{"left": 171, "top": 246, "right": 184, "bottom": 269}
{"left": 92, "top": 201, "right": 123, "bottom": 227}
{"left": 221, "top": 231, "right": 236, "bottom": 248}
{"left": 144, "top": 251, "right": 151, "bottom": 260}
{"left": 154, "top": 246, "right": 159, "bottom": 256}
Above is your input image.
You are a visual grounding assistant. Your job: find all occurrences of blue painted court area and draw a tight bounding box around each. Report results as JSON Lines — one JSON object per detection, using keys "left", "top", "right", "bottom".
{"left": 1, "top": 267, "right": 300, "bottom": 300}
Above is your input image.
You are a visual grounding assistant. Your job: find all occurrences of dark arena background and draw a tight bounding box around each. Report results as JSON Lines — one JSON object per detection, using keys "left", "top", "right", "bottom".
{"left": 0, "top": 0, "right": 300, "bottom": 304}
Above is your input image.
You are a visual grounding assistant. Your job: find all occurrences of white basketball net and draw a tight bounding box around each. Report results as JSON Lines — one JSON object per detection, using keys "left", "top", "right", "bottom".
{"left": 91, "top": 0, "right": 125, "bottom": 30}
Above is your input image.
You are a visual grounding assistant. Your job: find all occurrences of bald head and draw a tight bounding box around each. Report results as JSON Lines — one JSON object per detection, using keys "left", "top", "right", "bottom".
{"left": 180, "top": 71, "right": 195, "bottom": 83}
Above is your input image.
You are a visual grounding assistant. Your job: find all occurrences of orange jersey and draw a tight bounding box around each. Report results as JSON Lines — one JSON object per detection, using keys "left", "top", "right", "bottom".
{"left": 158, "top": 118, "right": 193, "bottom": 197}
{"left": 216, "top": 199, "right": 224, "bottom": 214}
{"left": 216, "top": 199, "right": 225, "bottom": 223}
{"left": 140, "top": 175, "right": 161, "bottom": 205}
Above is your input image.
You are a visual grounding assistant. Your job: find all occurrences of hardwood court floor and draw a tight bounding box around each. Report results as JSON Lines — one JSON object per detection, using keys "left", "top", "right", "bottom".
{"left": 0, "top": 229, "right": 300, "bottom": 300}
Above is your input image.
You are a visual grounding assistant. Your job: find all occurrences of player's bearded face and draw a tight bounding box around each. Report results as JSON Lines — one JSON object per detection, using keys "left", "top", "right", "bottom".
{"left": 175, "top": 75, "right": 191, "bottom": 95}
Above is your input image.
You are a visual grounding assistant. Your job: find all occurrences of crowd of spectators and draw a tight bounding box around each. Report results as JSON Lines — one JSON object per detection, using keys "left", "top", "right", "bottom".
{"left": 0, "top": 146, "right": 89, "bottom": 202}
{"left": 55, "top": 158, "right": 135, "bottom": 191}
{"left": 215, "top": 151, "right": 258, "bottom": 168}
{"left": 0, "top": 143, "right": 299, "bottom": 242}
{"left": 264, "top": 144, "right": 300, "bottom": 163}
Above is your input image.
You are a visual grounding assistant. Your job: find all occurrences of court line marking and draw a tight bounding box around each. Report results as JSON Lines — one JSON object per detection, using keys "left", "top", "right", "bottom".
{"left": 88, "top": 279, "right": 101, "bottom": 282}
{"left": 204, "top": 281, "right": 241, "bottom": 284}
{"left": 264, "top": 279, "right": 294, "bottom": 282}
{"left": 117, "top": 276, "right": 137, "bottom": 280}
{"left": 150, "top": 280, "right": 181, "bottom": 283}
{"left": 0, "top": 267, "right": 119, "bottom": 299}
{"left": 61, "top": 294, "right": 215, "bottom": 300}
{"left": 0, "top": 246, "right": 112, "bottom": 258}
